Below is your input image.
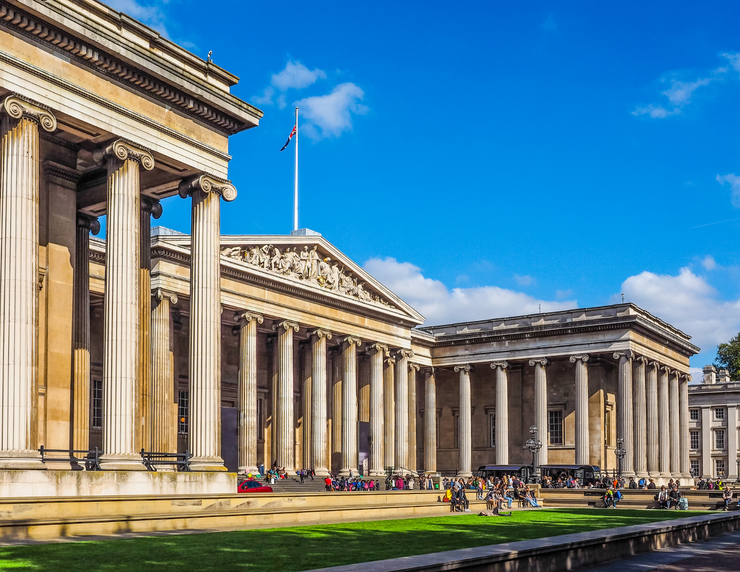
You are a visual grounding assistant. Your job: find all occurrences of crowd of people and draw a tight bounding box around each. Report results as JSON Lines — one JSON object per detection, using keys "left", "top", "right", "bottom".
{"left": 440, "top": 475, "right": 542, "bottom": 512}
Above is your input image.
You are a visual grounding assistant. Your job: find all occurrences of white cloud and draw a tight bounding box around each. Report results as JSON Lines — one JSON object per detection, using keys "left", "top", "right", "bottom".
{"left": 514, "top": 274, "right": 535, "bottom": 286}
{"left": 271, "top": 61, "right": 326, "bottom": 91}
{"left": 720, "top": 52, "right": 740, "bottom": 73}
{"left": 632, "top": 104, "right": 676, "bottom": 118}
{"left": 297, "top": 83, "right": 368, "bottom": 139}
{"left": 716, "top": 173, "right": 740, "bottom": 208}
{"left": 702, "top": 255, "right": 717, "bottom": 271}
{"left": 615, "top": 267, "right": 740, "bottom": 355}
{"left": 363, "top": 257, "right": 576, "bottom": 325}
{"left": 662, "top": 77, "right": 712, "bottom": 105}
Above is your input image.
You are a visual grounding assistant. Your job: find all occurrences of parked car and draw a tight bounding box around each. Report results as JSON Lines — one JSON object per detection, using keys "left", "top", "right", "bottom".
{"left": 238, "top": 479, "right": 273, "bottom": 493}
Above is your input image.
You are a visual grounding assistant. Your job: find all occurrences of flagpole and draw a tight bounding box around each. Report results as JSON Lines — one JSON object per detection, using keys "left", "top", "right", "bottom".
{"left": 293, "top": 106, "right": 299, "bottom": 232}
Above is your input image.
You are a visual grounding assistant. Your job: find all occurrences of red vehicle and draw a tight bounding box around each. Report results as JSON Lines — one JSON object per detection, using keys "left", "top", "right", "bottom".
{"left": 238, "top": 479, "right": 273, "bottom": 493}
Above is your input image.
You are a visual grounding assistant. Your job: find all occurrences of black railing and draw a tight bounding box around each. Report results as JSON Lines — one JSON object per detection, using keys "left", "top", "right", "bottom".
{"left": 39, "top": 446, "right": 102, "bottom": 471}
{"left": 140, "top": 449, "right": 192, "bottom": 472}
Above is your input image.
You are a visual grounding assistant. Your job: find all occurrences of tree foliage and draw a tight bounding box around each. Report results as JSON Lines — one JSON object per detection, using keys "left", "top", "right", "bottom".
{"left": 715, "top": 333, "right": 740, "bottom": 380}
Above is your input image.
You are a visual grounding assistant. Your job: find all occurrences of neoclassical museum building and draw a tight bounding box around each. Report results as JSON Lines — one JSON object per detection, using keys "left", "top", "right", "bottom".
{"left": 0, "top": 0, "right": 699, "bottom": 496}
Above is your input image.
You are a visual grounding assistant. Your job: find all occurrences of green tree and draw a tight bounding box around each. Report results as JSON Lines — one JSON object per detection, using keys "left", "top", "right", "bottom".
{"left": 715, "top": 333, "right": 740, "bottom": 379}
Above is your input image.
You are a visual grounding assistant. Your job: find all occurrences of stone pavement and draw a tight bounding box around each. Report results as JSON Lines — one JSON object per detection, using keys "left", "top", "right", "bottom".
{"left": 577, "top": 529, "right": 740, "bottom": 571}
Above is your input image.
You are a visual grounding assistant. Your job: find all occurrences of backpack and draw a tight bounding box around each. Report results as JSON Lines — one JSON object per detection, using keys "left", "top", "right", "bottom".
{"left": 678, "top": 497, "right": 689, "bottom": 510}
{"left": 615, "top": 490, "right": 622, "bottom": 501}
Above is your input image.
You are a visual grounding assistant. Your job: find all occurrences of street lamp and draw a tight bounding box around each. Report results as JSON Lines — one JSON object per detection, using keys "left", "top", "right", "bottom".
{"left": 524, "top": 425, "right": 543, "bottom": 484}
{"left": 736, "top": 459, "right": 739, "bottom": 484}
{"left": 615, "top": 437, "right": 626, "bottom": 480}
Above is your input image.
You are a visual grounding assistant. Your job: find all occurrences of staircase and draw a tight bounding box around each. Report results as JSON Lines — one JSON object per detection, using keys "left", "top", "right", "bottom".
{"left": 258, "top": 476, "right": 326, "bottom": 494}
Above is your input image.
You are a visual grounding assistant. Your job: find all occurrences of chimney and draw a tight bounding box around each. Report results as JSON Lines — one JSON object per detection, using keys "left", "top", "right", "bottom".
{"left": 703, "top": 365, "right": 717, "bottom": 384}
{"left": 718, "top": 369, "right": 731, "bottom": 383}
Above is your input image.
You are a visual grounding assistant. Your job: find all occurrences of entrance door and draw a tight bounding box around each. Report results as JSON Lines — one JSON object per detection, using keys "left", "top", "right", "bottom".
{"left": 221, "top": 407, "right": 238, "bottom": 472}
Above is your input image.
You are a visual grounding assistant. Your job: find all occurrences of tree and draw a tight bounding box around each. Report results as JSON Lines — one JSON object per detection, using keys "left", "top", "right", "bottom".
{"left": 715, "top": 333, "right": 740, "bottom": 380}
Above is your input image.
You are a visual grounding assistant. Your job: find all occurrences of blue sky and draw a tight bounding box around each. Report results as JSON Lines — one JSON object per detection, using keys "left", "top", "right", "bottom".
{"left": 109, "top": 0, "right": 740, "bottom": 373}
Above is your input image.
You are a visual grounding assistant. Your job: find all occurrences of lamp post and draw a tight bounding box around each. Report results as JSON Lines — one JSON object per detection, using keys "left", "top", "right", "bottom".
{"left": 524, "top": 425, "right": 542, "bottom": 484}
{"left": 736, "top": 459, "right": 739, "bottom": 484}
{"left": 615, "top": 437, "right": 626, "bottom": 480}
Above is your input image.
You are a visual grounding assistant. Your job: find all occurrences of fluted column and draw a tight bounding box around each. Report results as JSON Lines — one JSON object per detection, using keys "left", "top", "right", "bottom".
{"left": 0, "top": 96, "right": 56, "bottom": 468}
{"left": 491, "top": 361, "right": 509, "bottom": 465}
{"left": 395, "top": 349, "right": 413, "bottom": 472}
{"left": 178, "top": 174, "right": 236, "bottom": 471}
{"left": 95, "top": 140, "right": 154, "bottom": 470}
{"left": 614, "top": 351, "right": 634, "bottom": 477}
{"left": 383, "top": 353, "right": 396, "bottom": 469}
{"left": 311, "top": 329, "right": 332, "bottom": 476}
{"left": 669, "top": 371, "right": 680, "bottom": 477}
{"left": 151, "top": 289, "right": 177, "bottom": 455}
{"left": 529, "top": 359, "right": 549, "bottom": 467}
{"left": 633, "top": 356, "right": 648, "bottom": 478}
{"left": 646, "top": 361, "right": 659, "bottom": 477}
{"left": 137, "top": 196, "right": 162, "bottom": 453}
{"left": 679, "top": 374, "right": 691, "bottom": 479}
{"left": 455, "top": 364, "right": 472, "bottom": 477}
{"left": 235, "top": 311, "right": 263, "bottom": 474}
{"left": 408, "top": 363, "right": 419, "bottom": 472}
{"left": 302, "top": 343, "right": 312, "bottom": 472}
{"left": 273, "top": 320, "right": 299, "bottom": 472}
{"left": 339, "top": 336, "right": 361, "bottom": 476}
{"left": 369, "top": 343, "right": 386, "bottom": 476}
{"left": 424, "top": 368, "right": 437, "bottom": 474}
{"left": 570, "top": 354, "right": 590, "bottom": 465}
{"left": 72, "top": 214, "right": 100, "bottom": 451}
{"left": 658, "top": 365, "right": 670, "bottom": 477}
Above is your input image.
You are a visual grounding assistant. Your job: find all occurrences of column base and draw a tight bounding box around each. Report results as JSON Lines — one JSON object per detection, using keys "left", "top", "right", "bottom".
{"left": 457, "top": 471, "right": 472, "bottom": 478}
{"left": 338, "top": 469, "right": 356, "bottom": 477}
{"left": 621, "top": 470, "right": 636, "bottom": 479}
{"left": 0, "top": 450, "right": 45, "bottom": 470}
{"left": 314, "top": 468, "right": 330, "bottom": 477}
{"left": 635, "top": 471, "right": 649, "bottom": 479}
{"left": 238, "top": 466, "right": 260, "bottom": 476}
{"left": 190, "top": 456, "right": 227, "bottom": 472}
{"left": 369, "top": 469, "right": 385, "bottom": 477}
{"left": 680, "top": 472, "right": 692, "bottom": 481}
{"left": 99, "top": 454, "right": 147, "bottom": 471}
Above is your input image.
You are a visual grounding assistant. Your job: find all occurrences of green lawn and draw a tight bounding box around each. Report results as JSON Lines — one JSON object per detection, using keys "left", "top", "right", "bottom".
{"left": 0, "top": 509, "right": 710, "bottom": 571}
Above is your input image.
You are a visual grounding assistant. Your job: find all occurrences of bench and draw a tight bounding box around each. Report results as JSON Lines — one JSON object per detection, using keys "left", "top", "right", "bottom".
{"left": 39, "top": 446, "right": 102, "bottom": 471}
{"left": 140, "top": 449, "right": 192, "bottom": 472}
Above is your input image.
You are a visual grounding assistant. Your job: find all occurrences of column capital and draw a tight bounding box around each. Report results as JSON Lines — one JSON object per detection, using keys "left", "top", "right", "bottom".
{"left": 273, "top": 320, "right": 299, "bottom": 333}
{"left": 93, "top": 139, "right": 155, "bottom": 170}
{"left": 396, "top": 349, "right": 414, "bottom": 360}
{"left": 369, "top": 342, "right": 388, "bottom": 356}
{"left": 613, "top": 350, "right": 633, "bottom": 361}
{"left": 454, "top": 364, "right": 472, "bottom": 373}
{"left": 528, "top": 358, "right": 549, "bottom": 367}
{"left": 647, "top": 360, "right": 660, "bottom": 369}
{"left": 659, "top": 364, "right": 672, "bottom": 374}
{"left": 633, "top": 355, "right": 649, "bottom": 365}
{"left": 311, "top": 328, "right": 333, "bottom": 341}
{"left": 342, "top": 335, "right": 362, "bottom": 348}
{"left": 0, "top": 94, "right": 57, "bottom": 132}
{"left": 141, "top": 195, "right": 163, "bottom": 219}
{"left": 681, "top": 373, "right": 692, "bottom": 382}
{"left": 178, "top": 173, "right": 237, "bottom": 202}
{"left": 490, "top": 360, "right": 509, "bottom": 370}
{"left": 235, "top": 310, "right": 263, "bottom": 326}
{"left": 76, "top": 213, "right": 101, "bottom": 235}
{"left": 409, "top": 363, "right": 421, "bottom": 372}
{"left": 154, "top": 288, "right": 178, "bottom": 305}
{"left": 385, "top": 355, "right": 396, "bottom": 366}
{"left": 569, "top": 354, "right": 590, "bottom": 364}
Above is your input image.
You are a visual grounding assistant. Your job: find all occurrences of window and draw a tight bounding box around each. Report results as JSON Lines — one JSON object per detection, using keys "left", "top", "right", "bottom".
{"left": 257, "top": 398, "right": 263, "bottom": 440}
{"left": 489, "top": 414, "right": 496, "bottom": 447}
{"left": 178, "top": 391, "right": 189, "bottom": 435}
{"left": 690, "top": 409, "right": 700, "bottom": 421}
{"left": 690, "top": 430, "right": 700, "bottom": 450}
{"left": 715, "top": 429, "right": 725, "bottom": 450}
{"left": 91, "top": 380, "right": 103, "bottom": 430}
{"left": 690, "top": 459, "right": 700, "bottom": 477}
{"left": 548, "top": 410, "right": 563, "bottom": 445}
{"left": 715, "top": 459, "right": 726, "bottom": 478}
{"left": 715, "top": 408, "right": 725, "bottom": 421}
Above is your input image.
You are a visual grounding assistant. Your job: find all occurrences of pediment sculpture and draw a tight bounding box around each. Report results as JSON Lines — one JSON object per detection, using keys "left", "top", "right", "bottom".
{"left": 221, "top": 244, "right": 395, "bottom": 309}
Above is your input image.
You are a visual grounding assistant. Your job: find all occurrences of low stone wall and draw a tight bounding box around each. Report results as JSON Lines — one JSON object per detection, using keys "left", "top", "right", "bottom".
{"left": 310, "top": 513, "right": 740, "bottom": 572}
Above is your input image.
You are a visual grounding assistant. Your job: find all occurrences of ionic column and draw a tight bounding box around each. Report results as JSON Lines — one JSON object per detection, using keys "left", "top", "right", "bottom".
{"left": 273, "top": 320, "right": 299, "bottom": 472}
{"left": 491, "top": 361, "right": 509, "bottom": 465}
{"left": 311, "top": 329, "right": 332, "bottom": 477}
{"left": 633, "top": 356, "right": 648, "bottom": 478}
{"left": 395, "top": 349, "right": 413, "bottom": 472}
{"left": 529, "top": 359, "right": 549, "bottom": 467}
{"left": 96, "top": 140, "right": 154, "bottom": 470}
{"left": 340, "top": 336, "right": 361, "bottom": 476}
{"left": 424, "top": 368, "right": 437, "bottom": 474}
{"left": 137, "top": 196, "right": 162, "bottom": 452}
{"left": 646, "top": 361, "right": 659, "bottom": 477}
{"left": 658, "top": 365, "right": 670, "bottom": 477}
{"left": 454, "top": 364, "right": 472, "bottom": 477}
{"left": 302, "top": 343, "right": 312, "bottom": 472}
{"left": 383, "top": 353, "right": 396, "bottom": 469}
{"left": 72, "top": 213, "right": 100, "bottom": 451}
{"left": 0, "top": 96, "right": 56, "bottom": 468}
{"left": 570, "top": 354, "right": 590, "bottom": 465}
{"left": 614, "top": 351, "right": 634, "bottom": 477}
{"left": 669, "top": 371, "right": 680, "bottom": 477}
{"left": 679, "top": 374, "right": 691, "bottom": 479}
{"left": 151, "top": 289, "right": 177, "bottom": 455}
{"left": 178, "top": 174, "right": 236, "bottom": 471}
{"left": 235, "top": 311, "right": 263, "bottom": 475}
{"left": 408, "top": 363, "right": 419, "bottom": 472}
{"left": 369, "top": 343, "right": 386, "bottom": 476}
